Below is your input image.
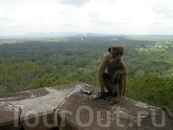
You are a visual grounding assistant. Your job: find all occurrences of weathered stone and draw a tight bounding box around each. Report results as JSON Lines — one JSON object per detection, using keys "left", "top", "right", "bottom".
{"left": 0, "top": 83, "right": 172, "bottom": 130}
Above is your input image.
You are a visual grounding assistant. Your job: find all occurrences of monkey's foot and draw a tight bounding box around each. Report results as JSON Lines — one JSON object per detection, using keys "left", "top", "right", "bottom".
{"left": 109, "top": 97, "right": 122, "bottom": 105}
{"left": 93, "top": 93, "right": 105, "bottom": 101}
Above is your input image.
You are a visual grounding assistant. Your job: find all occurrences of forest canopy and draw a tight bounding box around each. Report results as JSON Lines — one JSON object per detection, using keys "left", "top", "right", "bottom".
{"left": 0, "top": 36, "right": 173, "bottom": 111}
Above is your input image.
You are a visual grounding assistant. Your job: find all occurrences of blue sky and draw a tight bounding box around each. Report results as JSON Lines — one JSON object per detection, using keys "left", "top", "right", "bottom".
{"left": 0, "top": 0, "right": 173, "bottom": 35}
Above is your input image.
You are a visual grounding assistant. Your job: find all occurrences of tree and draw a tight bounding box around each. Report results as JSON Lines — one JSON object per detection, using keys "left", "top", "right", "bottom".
{"left": 0, "top": 59, "right": 44, "bottom": 95}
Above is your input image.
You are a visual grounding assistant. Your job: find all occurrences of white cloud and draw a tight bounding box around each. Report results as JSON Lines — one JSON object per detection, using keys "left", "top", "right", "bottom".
{"left": 0, "top": 0, "right": 173, "bottom": 35}
{"left": 57, "top": 0, "right": 91, "bottom": 6}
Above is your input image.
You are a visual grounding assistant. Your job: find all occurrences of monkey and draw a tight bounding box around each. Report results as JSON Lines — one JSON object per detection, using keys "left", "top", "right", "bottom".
{"left": 94, "top": 44, "right": 128, "bottom": 105}
{"left": 161, "top": 106, "right": 173, "bottom": 119}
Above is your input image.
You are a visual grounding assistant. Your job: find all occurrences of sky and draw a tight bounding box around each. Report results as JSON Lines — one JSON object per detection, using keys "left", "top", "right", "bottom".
{"left": 0, "top": 0, "right": 173, "bottom": 35}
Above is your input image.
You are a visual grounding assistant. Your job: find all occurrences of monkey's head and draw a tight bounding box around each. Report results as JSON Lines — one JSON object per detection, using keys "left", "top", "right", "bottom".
{"left": 108, "top": 45, "right": 124, "bottom": 64}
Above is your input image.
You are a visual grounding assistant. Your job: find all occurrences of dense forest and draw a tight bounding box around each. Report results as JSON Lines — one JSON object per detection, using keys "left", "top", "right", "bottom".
{"left": 0, "top": 36, "right": 173, "bottom": 111}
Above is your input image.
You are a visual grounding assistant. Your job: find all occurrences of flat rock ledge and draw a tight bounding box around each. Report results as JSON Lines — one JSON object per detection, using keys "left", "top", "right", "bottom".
{"left": 0, "top": 83, "right": 172, "bottom": 130}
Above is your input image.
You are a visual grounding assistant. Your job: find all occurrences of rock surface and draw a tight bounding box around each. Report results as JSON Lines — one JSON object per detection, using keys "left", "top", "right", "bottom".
{"left": 0, "top": 83, "right": 172, "bottom": 130}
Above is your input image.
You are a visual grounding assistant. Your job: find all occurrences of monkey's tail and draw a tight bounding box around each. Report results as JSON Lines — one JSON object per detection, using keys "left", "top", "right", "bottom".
{"left": 161, "top": 106, "right": 173, "bottom": 119}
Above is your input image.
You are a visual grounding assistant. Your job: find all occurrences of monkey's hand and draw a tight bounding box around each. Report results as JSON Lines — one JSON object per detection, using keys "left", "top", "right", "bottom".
{"left": 113, "top": 72, "right": 121, "bottom": 85}
{"left": 114, "top": 70, "right": 121, "bottom": 77}
{"left": 113, "top": 78, "right": 119, "bottom": 85}
{"left": 110, "top": 58, "right": 115, "bottom": 63}
{"left": 109, "top": 96, "right": 123, "bottom": 105}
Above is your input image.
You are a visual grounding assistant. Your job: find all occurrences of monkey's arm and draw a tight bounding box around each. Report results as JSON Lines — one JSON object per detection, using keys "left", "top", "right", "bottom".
{"left": 98, "top": 54, "right": 109, "bottom": 95}
{"left": 118, "top": 61, "right": 128, "bottom": 74}
{"left": 114, "top": 61, "right": 128, "bottom": 79}
{"left": 110, "top": 62, "right": 127, "bottom": 104}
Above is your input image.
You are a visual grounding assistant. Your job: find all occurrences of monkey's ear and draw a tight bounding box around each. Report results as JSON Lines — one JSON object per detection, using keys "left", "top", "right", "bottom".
{"left": 108, "top": 47, "right": 111, "bottom": 52}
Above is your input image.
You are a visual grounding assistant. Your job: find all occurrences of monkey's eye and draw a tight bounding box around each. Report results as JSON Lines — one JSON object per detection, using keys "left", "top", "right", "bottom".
{"left": 115, "top": 52, "right": 120, "bottom": 55}
{"left": 108, "top": 48, "right": 111, "bottom": 52}
{"left": 114, "top": 51, "right": 123, "bottom": 56}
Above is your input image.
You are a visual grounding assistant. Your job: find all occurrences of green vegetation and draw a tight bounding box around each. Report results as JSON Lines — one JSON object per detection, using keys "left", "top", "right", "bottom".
{"left": 0, "top": 36, "right": 173, "bottom": 111}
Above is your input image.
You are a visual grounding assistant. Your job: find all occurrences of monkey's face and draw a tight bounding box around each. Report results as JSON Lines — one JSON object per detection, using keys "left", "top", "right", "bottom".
{"left": 113, "top": 50, "right": 123, "bottom": 64}
{"left": 108, "top": 47, "right": 123, "bottom": 64}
